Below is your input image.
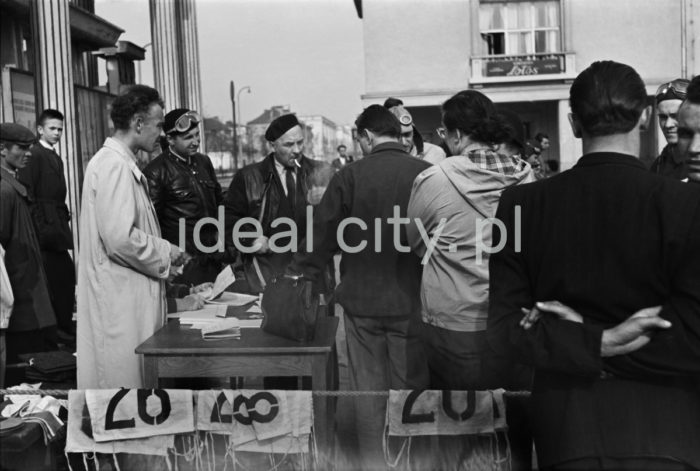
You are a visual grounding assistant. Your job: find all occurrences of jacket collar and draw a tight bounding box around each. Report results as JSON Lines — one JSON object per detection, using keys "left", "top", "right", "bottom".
{"left": 370, "top": 141, "right": 406, "bottom": 155}
{"left": 104, "top": 137, "right": 146, "bottom": 182}
{"left": 0, "top": 167, "right": 29, "bottom": 199}
{"left": 574, "top": 152, "right": 647, "bottom": 171}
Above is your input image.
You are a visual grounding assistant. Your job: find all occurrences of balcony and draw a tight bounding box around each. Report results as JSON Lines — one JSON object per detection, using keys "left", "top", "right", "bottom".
{"left": 470, "top": 52, "right": 576, "bottom": 85}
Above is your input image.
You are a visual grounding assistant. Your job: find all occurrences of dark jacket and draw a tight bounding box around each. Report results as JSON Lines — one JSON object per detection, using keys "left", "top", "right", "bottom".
{"left": 17, "top": 142, "right": 73, "bottom": 251}
{"left": 224, "top": 153, "right": 332, "bottom": 292}
{"left": 331, "top": 155, "right": 354, "bottom": 171}
{"left": 290, "top": 142, "right": 431, "bottom": 318}
{"left": 0, "top": 168, "right": 56, "bottom": 332}
{"left": 143, "top": 148, "right": 223, "bottom": 253}
{"left": 487, "top": 152, "right": 700, "bottom": 467}
{"left": 650, "top": 143, "right": 688, "bottom": 180}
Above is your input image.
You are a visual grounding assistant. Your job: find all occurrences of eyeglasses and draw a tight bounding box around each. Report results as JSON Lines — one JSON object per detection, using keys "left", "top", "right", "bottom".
{"left": 436, "top": 127, "right": 447, "bottom": 139}
{"left": 655, "top": 79, "right": 689, "bottom": 102}
{"left": 166, "top": 111, "right": 201, "bottom": 134}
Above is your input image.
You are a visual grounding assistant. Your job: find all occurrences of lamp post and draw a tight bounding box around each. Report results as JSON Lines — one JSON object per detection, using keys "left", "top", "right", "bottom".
{"left": 237, "top": 85, "right": 251, "bottom": 163}
{"left": 230, "top": 81, "right": 238, "bottom": 169}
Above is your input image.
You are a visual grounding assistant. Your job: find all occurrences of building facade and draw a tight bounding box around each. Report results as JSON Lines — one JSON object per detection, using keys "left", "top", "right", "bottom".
{"left": 356, "top": 0, "right": 700, "bottom": 170}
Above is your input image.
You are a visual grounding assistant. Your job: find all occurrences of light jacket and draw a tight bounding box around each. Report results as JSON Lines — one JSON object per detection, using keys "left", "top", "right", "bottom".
{"left": 77, "top": 137, "right": 171, "bottom": 389}
{"left": 407, "top": 150, "right": 533, "bottom": 332}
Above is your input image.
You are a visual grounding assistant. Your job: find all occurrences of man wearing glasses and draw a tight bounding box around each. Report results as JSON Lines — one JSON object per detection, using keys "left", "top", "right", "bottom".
{"left": 650, "top": 78, "right": 690, "bottom": 179}
{"left": 144, "top": 108, "right": 225, "bottom": 285}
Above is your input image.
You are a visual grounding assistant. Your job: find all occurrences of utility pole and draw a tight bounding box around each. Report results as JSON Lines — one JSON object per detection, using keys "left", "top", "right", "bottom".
{"left": 230, "top": 80, "right": 238, "bottom": 170}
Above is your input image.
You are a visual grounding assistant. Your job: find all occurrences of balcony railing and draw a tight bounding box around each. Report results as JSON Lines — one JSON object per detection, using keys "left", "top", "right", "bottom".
{"left": 470, "top": 52, "right": 576, "bottom": 84}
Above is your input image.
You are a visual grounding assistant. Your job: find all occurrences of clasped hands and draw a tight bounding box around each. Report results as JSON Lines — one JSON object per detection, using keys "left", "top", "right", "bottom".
{"left": 519, "top": 301, "right": 671, "bottom": 357}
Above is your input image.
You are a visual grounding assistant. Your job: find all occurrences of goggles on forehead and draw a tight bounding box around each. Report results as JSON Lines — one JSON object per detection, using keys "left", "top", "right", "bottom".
{"left": 398, "top": 114, "right": 413, "bottom": 126}
{"left": 165, "top": 111, "right": 201, "bottom": 134}
{"left": 655, "top": 79, "right": 689, "bottom": 103}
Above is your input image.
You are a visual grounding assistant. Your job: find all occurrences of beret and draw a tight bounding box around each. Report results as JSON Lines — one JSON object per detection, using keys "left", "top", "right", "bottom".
{"left": 0, "top": 123, "right": 35, "bottom": 145}
{"left": 265, "top": 114, "right": 300, "bottom": 142}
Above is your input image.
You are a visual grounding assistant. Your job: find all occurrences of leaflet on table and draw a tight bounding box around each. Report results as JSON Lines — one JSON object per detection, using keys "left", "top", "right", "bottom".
{"left": 167, "top": 304, "right": 227, "bottom": 323}
{"left": 195, "top": 265, "right": 236, "bottom": 302}
{"left": 201, "top": 318, "right": 241, "bottom": 340}
{"left": 206, "top": 291, "right": 259, "bottom": 306}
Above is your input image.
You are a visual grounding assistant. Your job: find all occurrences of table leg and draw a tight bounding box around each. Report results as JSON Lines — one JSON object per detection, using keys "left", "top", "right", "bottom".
{"left": 312, "top": 352, "right": 335, "bottom": 466}
{"left": 142, "top": 356, "right": 159, "bottom": 388}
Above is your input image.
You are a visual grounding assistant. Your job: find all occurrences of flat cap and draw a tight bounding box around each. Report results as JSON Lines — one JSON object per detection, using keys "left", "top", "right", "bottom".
{"left": 0, "top": 123, "right": 35, "bottom": 145}
{"left": 265, "top": 114, "right": 300, "bottom": 142}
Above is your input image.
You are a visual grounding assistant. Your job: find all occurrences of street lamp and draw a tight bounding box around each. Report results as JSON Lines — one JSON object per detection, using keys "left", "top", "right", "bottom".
{"left": 237, "top": 85, "right": 251, "bottom": 162}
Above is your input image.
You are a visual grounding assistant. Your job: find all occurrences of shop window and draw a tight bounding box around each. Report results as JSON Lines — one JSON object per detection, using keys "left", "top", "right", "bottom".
{"left": 480, "top": 1, "right": 560, "bottom": 56}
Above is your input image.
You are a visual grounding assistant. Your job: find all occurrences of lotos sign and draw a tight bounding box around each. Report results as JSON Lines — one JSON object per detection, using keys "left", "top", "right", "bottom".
{"left": 486, "top": 57, "right": 562, "bottom": 77}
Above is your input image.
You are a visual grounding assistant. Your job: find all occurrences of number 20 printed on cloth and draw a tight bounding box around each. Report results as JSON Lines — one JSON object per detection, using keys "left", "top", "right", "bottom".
{"left": 85, "top": 389, "right": 195, "bottom": 442}
{"left": 387, "top": 389, "right": 507, "bottom": 436}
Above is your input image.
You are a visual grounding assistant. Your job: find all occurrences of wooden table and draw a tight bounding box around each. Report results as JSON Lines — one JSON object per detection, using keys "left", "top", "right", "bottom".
{"left": 135, "top": 316, "right": 339, "bottom": 459}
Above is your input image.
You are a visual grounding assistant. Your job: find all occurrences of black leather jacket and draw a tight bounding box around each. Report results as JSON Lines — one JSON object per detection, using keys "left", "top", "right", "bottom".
{"left": 223, "top": 153, "right": 332, "bottom": 292}
{"left": 143, "top": 148, "right": 223, "bottom": 253}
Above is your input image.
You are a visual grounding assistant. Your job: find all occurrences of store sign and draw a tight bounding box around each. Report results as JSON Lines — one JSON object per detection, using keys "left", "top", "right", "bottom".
{"left": 486, "top": 57, "right": 562, "bottom": 77}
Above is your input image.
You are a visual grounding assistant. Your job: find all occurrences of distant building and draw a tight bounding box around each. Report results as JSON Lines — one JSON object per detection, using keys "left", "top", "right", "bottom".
{"left": 246, "top": 105, "right": 347, "bottom": 162}
{"left": 297, "top": 114, "right": 339, "bottom": 161}
{"left": 354, "top": 0, "right": 700, "bottom": 170}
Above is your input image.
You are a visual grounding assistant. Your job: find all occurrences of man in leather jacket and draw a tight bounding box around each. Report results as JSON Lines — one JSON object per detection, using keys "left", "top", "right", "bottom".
{"left": 144, "top": 108, "right": 224, "bottom": 285}
{"left": 223, "top": 114, "right": 332, "bottom": 294}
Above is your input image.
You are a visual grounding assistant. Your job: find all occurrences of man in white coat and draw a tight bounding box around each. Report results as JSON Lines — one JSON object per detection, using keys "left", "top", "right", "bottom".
{"left": 77, "top": 85, "right": 186, "bottom": 389}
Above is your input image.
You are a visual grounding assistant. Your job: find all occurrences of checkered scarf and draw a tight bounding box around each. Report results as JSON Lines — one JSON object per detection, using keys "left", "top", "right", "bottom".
{"left": 466, "top": 148, "right": 526, "bottom": 176}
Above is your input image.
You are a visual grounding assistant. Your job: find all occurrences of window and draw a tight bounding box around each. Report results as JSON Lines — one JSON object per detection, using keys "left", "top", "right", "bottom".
{"left": 480, "top": 1, "right": 560, "bottom": 56}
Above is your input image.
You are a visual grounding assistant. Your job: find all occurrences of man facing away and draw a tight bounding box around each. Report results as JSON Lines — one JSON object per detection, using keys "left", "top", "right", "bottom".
{"left": 288, "top": 105, "right": 430, "bottom": 470}
{"left": 0, "top": 123, "right": 56, "bottom": 382}
{"left": 650, "top": 78, "right": 690, "bottom": 179}
{"left": 77, "top": 85, "right": 186, "bottom": 389}
{"left": 17, "top": 109, "right": 76, "bottom": 340}
{"left": 488, "top": 61, "right": 700, "bottom": 470}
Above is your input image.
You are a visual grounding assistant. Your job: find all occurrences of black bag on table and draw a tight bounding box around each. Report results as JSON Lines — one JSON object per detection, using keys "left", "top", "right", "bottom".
{"left": 261, "top": 274, "right": 319, "bottom": 342}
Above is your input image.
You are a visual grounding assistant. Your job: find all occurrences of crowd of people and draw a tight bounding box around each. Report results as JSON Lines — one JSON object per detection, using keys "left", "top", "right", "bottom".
{"left": 0, "top": 60, "right": 698, "bottom": 470}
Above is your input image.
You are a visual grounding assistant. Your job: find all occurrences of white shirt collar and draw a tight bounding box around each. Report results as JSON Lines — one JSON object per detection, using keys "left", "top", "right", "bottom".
{"left": 39, "top": 139, "right": 56, "bottom": 152}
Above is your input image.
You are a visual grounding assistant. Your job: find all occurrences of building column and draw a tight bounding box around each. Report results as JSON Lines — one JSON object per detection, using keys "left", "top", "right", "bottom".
{"left": 177, "top": 0, "right": 203, "bottom": 113}
{"left": 30, "top": 0, "right": 81, "bottom": 254}
{"left": 557, "top": 98, "right": 582, "bottom": 171}
{"left": 149, "top": 0, "right": 182, "bottom": 109}
{"left": 149, "top": 0, "right": 203, "bottom": 112}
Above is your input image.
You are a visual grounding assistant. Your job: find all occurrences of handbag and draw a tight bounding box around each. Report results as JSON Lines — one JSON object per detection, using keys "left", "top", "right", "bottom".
{"left": 261, "top": 274, "right": 319, "bottom": 342}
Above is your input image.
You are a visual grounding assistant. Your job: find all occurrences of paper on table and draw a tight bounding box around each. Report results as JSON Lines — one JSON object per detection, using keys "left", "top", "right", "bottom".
{"left": 169, "top": 304, "right": 227, "bottom": 323}
{"left": 205, "top": 265, "right": 236, "bottom": 301}
{"left": 206, "top": 291, "right": 259, "bottom": 306}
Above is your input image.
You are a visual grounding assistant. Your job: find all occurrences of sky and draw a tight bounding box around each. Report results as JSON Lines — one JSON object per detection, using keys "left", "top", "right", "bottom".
{"left": 94, "top": 0, "right": 365, "bottom": 126}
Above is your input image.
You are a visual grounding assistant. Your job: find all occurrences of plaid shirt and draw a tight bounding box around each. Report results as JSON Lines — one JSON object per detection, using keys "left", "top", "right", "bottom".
{"left": 467, "top": 148, "right": 527, "bottom": 176}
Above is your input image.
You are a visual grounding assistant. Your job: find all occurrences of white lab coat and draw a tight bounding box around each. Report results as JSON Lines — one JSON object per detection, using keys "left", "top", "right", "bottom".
{"left": 77, "top": 138, "right": 171, "bottom": 388}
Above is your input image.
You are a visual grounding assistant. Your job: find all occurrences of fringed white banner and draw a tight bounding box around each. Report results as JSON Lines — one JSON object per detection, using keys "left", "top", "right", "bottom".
{"left": 84, "top": 389, "right": 195, "bottom": 442}
{"left": 65, "top": 390, "right": 173, "bottom": 456}
{"left": 387, "top": 389, "right": 508, "bottom": 436}
{"left": 195, "top": 390, "right": 312, "bottom": 453}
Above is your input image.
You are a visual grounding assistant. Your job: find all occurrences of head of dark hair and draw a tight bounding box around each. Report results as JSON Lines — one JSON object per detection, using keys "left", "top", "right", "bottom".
{"left": 535, "top": 132, "right": 549, "bottom": 142}
{"left": 569, "top": 61, "right": 647, "bottom": 137}
{"left": 337, "top": 144, "right": 347, "bottom": 151}
{"left": 442, "top": 91, "right": 509, "bottom": 145}
{"left": 355, "top": 105, "right": 401, "bottom": 139}
{"left": 383, "top": 97, "right": 404, "bottom": 109}
{"left": 110, "top": 85, "right": 164, "bottom": 131}
{"left": 38, "top": 109, "right": 64, "bottom": 126}
{"left": 686, "top": 75, "right": 700, "bottom": 105}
